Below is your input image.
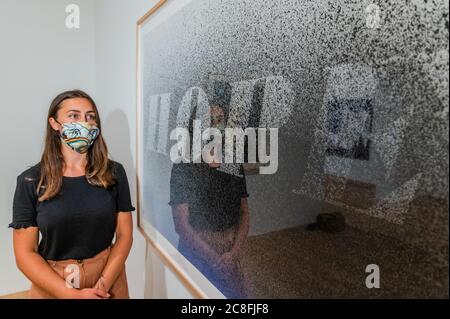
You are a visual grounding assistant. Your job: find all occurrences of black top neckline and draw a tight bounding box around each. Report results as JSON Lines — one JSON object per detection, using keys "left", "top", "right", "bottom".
{"left": 63, "top": 175, "right": 86, "bottom": 179}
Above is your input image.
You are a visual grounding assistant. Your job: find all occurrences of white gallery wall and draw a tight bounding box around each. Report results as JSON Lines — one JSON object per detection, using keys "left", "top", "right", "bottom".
{"left": 0, "top": 0, "right": 96, "bottom": 296}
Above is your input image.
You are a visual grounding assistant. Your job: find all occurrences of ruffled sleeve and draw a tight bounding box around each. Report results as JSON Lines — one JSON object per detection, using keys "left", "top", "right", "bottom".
{"left": 113, "top": 162, "right": 136, "bottom": 213}
{"left": 9, "top": 171, "right": 39, "bottom": 229}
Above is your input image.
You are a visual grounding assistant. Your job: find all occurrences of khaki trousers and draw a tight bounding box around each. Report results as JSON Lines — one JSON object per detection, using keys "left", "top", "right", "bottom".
{"left": 28, "top": 245, "right": 129, "bottom": 299}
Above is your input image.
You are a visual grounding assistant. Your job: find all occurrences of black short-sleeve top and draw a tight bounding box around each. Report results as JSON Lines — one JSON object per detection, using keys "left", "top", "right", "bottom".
{"left": 168, "top": 163, "right": 249, "bottom": 232}
{"left": 8, "top": 161, "right": 135, "bottom": 261}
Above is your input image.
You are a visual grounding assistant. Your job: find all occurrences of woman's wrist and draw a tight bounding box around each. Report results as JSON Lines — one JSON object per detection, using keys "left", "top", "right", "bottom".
{"left": 63, "top": 287, "right": 81, "bottom": 299}
{"left": 94, "top": 274, "right": 109, "bottom": 292}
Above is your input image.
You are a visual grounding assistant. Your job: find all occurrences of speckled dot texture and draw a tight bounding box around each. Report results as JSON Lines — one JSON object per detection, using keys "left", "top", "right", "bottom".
{"left": 140, "top": 0, "right": 448, "bottom": 298}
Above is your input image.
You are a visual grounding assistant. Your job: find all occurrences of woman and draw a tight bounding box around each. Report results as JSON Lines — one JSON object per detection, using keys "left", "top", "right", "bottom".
{"left": 9, "top": 90, "right": 134, "bottom": 299}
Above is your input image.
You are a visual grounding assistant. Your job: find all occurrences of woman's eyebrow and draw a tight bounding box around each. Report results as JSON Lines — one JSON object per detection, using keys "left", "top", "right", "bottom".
{"left": 66, "top": 109, "right": 96, "bottom": 113}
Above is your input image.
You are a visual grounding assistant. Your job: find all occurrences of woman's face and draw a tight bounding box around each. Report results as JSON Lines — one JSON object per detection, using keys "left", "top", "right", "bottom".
{"left": 209, "top": 105, "right": 225, "bottom": 127}
{"left": 49, "top": 97, "right": 97, "bottom": 131}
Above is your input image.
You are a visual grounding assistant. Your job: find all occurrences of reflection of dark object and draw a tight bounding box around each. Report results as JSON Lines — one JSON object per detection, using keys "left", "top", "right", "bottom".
{"left": 326, "top": 98, "right": 373, "bottom": 160}
{"left": 248, "top": 78, "right": 265, "bottom": 128}
{"left": 306, "top": 212, "right": 346, "bottom": 233}
{"left": 187, "top": 87, "right": 200, "bottom": 139}
{"left": 244, "top": 79, "right": 266, "bottom": 163}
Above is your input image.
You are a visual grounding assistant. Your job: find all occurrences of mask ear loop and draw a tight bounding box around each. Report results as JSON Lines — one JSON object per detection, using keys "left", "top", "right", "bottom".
{"left": 53, "top": 119, "right": 69, "bottom": 144}
{"left": 53, "top": 119, "right": 66, "bottom": 138}
{"left": 53, "top": 120, "right": 65, "bottom": 147}
{"left": 54, "top": 118, "right": 63, "bottom": 126}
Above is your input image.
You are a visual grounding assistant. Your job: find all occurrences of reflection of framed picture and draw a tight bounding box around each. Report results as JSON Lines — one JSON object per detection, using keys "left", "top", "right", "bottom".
{"left": 136, "top": 0, "right": 225, "bottom": 299}
{"left": 326, "top": 98, "right": 373, "bottom": 160}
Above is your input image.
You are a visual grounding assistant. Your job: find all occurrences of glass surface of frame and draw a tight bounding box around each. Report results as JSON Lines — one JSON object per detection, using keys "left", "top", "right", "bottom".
{"left": 137, "top": 0, "right": 449, "bottom": 298}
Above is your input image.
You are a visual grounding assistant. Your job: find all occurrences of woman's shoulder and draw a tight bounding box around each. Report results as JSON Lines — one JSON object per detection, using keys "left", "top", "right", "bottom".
{"left": 17, "top": 163, "right": 41, "bottom": 181}
{"left": 109, "top": 159, "right": 124, "bottom": 171}
{"left": 108, "top": 160, "right": 128, "bottom": 179}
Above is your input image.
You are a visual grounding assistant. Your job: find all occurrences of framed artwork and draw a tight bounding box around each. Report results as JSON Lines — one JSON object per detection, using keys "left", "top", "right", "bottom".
{"left": 135, "top": 0, "right": 448, "bottom": 299}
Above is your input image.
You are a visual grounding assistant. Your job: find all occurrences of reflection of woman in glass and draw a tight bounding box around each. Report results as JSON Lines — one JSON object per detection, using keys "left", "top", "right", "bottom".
{"left": 169, "top": 104, "right": 250, "bottom": 298}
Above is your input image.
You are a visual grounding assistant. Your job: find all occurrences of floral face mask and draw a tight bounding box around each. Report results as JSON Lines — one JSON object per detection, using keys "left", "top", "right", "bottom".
{"left": 57, "top": 121, "right": 100, "bottom": 154}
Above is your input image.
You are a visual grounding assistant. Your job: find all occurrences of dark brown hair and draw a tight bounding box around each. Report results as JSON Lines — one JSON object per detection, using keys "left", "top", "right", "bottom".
{"left": 37, "top": 89, "right": 115, "bottom": 201}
